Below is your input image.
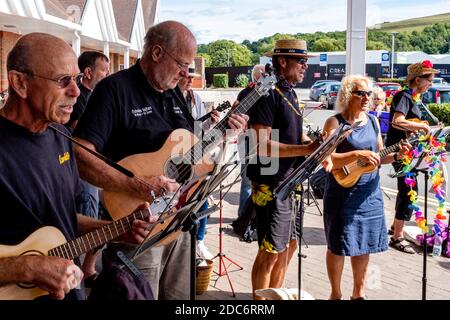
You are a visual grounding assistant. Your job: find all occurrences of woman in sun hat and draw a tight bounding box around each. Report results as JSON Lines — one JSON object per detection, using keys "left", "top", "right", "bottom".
{"left": 385, "top": 60, "right": 439, "bottom": 254}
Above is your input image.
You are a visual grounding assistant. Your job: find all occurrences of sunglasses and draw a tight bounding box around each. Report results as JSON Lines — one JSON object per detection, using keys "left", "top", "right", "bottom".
{"left": 289, "top": 57, "right": 308, "bottom": 65}
{"left": 22, "top": 72, "right": 84, "bottom": 88}
{"left": 352, "top": 90, "right": 372, "bottom": 97}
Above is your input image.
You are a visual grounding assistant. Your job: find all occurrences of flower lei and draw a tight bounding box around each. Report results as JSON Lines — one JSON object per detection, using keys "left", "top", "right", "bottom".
{"left": 400, "top": 134, "right": 447, "bottom": 235}
{"left": 402, "top": 86, "right": 421, "bottom": 103}
{"left": 387, "top": 86, "right": 420, "bottom": 107}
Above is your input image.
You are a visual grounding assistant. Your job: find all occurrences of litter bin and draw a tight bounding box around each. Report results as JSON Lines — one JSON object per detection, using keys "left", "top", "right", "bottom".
{"left": 368, "top": 110, "right": 390, "bottom": 136}
{"left": 379, "top": 111, "right": 390, "bottom": 135}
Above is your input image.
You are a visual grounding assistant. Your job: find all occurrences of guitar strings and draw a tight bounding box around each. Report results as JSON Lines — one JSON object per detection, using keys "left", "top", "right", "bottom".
{"left": 170, "top": 88, "right": 262, "bottom": 184}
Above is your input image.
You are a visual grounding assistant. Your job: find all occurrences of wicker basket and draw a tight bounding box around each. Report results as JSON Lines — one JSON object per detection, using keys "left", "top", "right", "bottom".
{"left": 196, "top": 259, "right": 214, "bottom": 295}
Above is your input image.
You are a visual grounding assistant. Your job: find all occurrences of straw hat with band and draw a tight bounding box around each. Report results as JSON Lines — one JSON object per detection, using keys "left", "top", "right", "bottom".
{"left": 405, "top": 60, "right": 439, "bottom": 83}
{"left": 265, "top": 39, "right": 316, "bottom": 58}
{"left": 187, "top": 61, "right": 201, "bottom": 78}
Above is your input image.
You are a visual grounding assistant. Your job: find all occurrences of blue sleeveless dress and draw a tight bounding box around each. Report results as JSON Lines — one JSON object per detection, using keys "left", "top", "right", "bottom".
{"left": 323, "top": 114, "right": 388, "bottom": 256}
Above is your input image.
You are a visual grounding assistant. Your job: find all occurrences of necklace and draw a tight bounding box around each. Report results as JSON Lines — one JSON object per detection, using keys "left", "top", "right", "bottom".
{"left": 402, "top": 86, "right": 421, "bottom": 103}
{"left": 274, "top": 86, "right": 302, "bottom": 117}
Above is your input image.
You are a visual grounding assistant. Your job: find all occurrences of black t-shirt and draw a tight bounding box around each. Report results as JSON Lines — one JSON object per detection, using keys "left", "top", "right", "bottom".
{"left": 385, "top": 90, "right": 422, "bottom": 147}
{"left": 246, "top": 79, "right": 304, "bottom": 185}
{"left": 0, "top": 117, "right": 81, "bottom": 244}
{"left": 73, "top": 61, "right": 192, "bottom": 161}
{"left": 66, "top": 83, "right": 91, "bottom": 130}
{"left": 237, "top": 85, "right": 253, "bottom": 104}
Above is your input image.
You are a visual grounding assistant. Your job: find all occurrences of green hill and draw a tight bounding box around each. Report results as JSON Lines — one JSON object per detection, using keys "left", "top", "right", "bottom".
{"left": 370, "top": 12, "right": 450, "bottom": 33}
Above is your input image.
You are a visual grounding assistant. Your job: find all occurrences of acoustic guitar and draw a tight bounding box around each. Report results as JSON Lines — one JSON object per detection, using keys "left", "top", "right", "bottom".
{"left": 332, "top": 133, "right": 420, "bottom": 188}
{"left": 102, "top": 73, "right": 276, "bottom": 223}
{"left": 0, "top": 195, "right": 174, "bottom": 300}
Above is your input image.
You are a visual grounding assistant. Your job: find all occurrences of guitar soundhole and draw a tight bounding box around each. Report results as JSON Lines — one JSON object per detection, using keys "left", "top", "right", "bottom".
{"left": 165, "top": 157, "right": 193, "bottom": 184}
{"left": 18, "top": 250, "right": 44, "bottom": 289}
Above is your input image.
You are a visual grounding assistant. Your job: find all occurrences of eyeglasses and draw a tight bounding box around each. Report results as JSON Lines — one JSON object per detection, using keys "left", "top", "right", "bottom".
{"left": 352, "top": 90, "right": 372, "bottom": 97}
{"left": 290, "top": 57, "right": 308, "bottom": 65}
{"left": 419, "top": 76, "right": 433, "bottom": 84}
{"left": 160, "top": 46, "right": 190, "bottom": 72}
{"left": 22, "top": 72, "right": 84, "bottom": 88}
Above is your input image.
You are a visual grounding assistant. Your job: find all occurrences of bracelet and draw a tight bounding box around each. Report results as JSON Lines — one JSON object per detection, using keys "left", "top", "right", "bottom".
{"left": 394, "top": 153, "right": 399, "bottom": 162}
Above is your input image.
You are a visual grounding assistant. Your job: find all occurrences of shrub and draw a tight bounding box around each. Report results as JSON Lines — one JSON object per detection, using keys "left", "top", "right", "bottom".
{"left": 213, "top": 74, "right": 229, "bottom": 88}
{"left": 428, "top": 103, "right": 450, "bottom": 126}
{"left": 377, "top": 78, "right": 404, "bottom": 85}
{"left": 235, "top": 74, "right": 250, "bottom": 88}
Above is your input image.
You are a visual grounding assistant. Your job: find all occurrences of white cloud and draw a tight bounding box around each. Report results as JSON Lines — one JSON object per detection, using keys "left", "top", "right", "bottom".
{"left": 159, "top": 0, "right": 450, "bottom": 43}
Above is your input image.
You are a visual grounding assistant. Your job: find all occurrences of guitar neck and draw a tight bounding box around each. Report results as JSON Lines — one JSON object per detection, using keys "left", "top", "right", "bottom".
{"left": 183, "top": 88, "right": 263, "bottom": 163}
{"left": 47, "top": 209, "right": 151, "bottom": 260}
{"left": 379, "top": 141, "right": 401, "bottom": 158}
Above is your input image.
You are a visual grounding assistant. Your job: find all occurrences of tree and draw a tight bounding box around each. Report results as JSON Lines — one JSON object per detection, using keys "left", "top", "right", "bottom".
{"left": 367, "top": 40, "right": 388, "bottom": 50}
{"left": 197, "top": 44, "right": 208, "bottom": 54}
{"left": 198, "top": 53, "right": 212, "bottom": 67}
{"left": 200, "top": 22, "right": 450, "bottom": 65}
{"left": 312, "top": 38, "right": 342, "bottom": 52}
{"left": 207, "top": 40, "right": 252, "bottom": 67}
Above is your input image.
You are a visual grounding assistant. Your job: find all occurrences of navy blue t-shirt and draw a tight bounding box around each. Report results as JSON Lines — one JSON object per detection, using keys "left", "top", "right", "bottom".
{"left": 66, "top": 83, "right": 91, "bottom": 130}
{"left": 385, "top": 90, "right": 422, "bottom": 147}
{"left": 73, "top": 61, "right": 192, "bottom": 162}
{"left": 246, "top": 79, "right": 304, "bottom": 185}
{"left": 0, "top": 117, "right": 81, "bottom": 245}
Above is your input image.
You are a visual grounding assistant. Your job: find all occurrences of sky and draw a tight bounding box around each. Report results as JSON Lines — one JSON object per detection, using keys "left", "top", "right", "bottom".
{"left": 159, "top": 0, "right": 450, "bottom": 44}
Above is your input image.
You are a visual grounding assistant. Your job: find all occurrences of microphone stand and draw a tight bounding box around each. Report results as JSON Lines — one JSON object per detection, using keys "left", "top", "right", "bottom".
{"left": 393, "top": 167, "right": 430, "bottom": 300}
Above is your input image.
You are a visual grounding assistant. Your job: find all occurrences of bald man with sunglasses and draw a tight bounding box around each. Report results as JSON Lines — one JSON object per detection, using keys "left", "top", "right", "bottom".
{"left": 0, "top": 33, "right": 153, "bottom": 300}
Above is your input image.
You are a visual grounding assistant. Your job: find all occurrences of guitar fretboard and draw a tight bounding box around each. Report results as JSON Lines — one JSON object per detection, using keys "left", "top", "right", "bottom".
{"left": 182, "top": 88, "right": 263, "bottom": 164}
{"left": 356, "top": 136, "right": 416, "bottom": 167}
{"left": 379, "top": 142, "right": 402, "bottom": 158}
{"left": 47, "top": 209, "right": 151, "bottom": 260}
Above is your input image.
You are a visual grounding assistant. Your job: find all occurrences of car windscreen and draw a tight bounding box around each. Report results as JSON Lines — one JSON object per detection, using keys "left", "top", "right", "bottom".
{"left": 330, "top": 85, "right": 340, "bottom": 91}
{"left": 440, "top": 91, "right": 450, "bottom": 103}
{"left": 381, "top": 85, "right": 401, "bottom": 91}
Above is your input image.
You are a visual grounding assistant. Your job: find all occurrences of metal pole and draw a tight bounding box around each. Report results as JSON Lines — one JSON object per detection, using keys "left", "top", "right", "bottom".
{"left": 390, "top": 32, "right": 398, "bottom": 79}
{"left": 422, "top": 170, "right": 429, "bottom": 300}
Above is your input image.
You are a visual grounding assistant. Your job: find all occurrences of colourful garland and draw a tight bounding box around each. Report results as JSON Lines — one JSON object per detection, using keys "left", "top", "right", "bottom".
{"left": 403, "top": 86, "right": 421, "bottom": 103}
{"left": 400, "top": 133, "right": 447, "bottom": 235}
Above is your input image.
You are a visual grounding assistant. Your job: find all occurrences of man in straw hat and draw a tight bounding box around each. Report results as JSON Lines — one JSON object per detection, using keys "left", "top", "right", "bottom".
{"left": 246, "top": 39, "right": 322, "bottom": 299}
{"left": 385, "top": 60, "right": 439, "bottom": 254}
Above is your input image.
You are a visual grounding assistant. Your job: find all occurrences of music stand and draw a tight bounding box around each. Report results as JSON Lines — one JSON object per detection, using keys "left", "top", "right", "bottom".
{"left": 126, "top": 152, "right": 242, "bottom": 300}
{"left": 390, "top": 127, "right": 450, "bottom": 300}
{"left": 274, "top": 121, "right": 360, "bottom": 300}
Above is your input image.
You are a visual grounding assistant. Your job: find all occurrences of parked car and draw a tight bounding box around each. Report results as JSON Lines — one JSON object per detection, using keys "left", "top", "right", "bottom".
{"left": 432, "top": 77, "right": 448, "bottom": 86}
{"left": 309, "top": 80, "right": 340, "bottom": 101}
{"left": 319, "top": 83, "right": 341, "bottom": 109}
{"left": 422, "top": 86, "right": 450, "bottom": 104}
{"left": 375, "top": 82, "right": 402, "bottom": 99}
